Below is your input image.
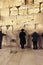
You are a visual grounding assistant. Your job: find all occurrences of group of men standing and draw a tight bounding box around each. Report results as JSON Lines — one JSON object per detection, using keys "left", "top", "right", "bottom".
{"left": 19, "top": 29, "right": 43, "bottom": 49}
{"left": 0, "top": 28, "right": 43, "bottom": 49}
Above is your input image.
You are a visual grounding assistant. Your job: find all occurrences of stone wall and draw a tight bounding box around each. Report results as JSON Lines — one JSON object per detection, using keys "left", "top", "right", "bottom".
{"left": 0, "top": 0, "right": 43, "bottom": 47}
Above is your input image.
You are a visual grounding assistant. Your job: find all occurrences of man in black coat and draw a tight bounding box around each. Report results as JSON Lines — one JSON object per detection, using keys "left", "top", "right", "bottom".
{"left": 19, "top": 29, "right": 26, "bottom": 49}
{"left": 0, "top": 30, "right": 6, "bottom": 49}
{"left": 32, "top": 32, "right": 39, "bottom": 49}
{"left": 41, "top": 33, "right": 43, "bottom": 37}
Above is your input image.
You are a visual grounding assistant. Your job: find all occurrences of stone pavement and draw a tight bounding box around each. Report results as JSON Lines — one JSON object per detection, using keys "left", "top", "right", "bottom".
{"left": 0, "top": 47, "right": 43, "bottom": 65}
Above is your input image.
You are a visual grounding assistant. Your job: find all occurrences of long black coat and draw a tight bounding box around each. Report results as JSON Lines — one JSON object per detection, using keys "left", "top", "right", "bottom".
{"left": 19, "top": 31, "right": 26, "bottom": 45}
{"left": 32, "top": 32, "right": 39, "bottom": 42}
{"left": 0, "top": 31, "right": 6, "bottom": 43}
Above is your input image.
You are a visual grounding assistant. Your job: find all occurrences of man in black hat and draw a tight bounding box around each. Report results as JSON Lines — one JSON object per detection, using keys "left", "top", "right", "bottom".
{"left": 19, "top": 29, "right": 26, "bottom": 49}
{"left": 32, "top": 32, "right": 39, "bottom": 49}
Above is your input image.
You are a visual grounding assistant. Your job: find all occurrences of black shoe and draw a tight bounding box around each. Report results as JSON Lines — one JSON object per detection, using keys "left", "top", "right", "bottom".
{"left": 33, "top": 48, "right": 37, "bottom": 49}
{"left": 33, "top": 47, "right": 35, "bottom": 49}
{"left": 35, "top": 48, "right": 38, "bottom": 49}
{"left": 21, "top": 46, "right": 24, "bottom": 49}
{"left": 0, "top": 48, "right": 2, "bottom": 49}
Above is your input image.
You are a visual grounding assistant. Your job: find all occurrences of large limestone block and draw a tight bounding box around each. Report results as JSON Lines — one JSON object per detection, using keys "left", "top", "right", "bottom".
{"left": 2, "top": 26, "right": 7, "bottom": 33}
{"left": 34, "top": 13, "right": 43, "bottom": 23}
{"left": 0, "top": 1, "right": 3, "bottom": 8}
{"left": 36, "top": 24, "right": 43, "bottom": 33}
{"left": 2, "top": 17, "right": 12, "bottom": 25}
{"left": 41, "top": 4, "right": 43, "bottom": 12}
{"left": 1, "top": 8, "right": 9, "bottom": 16}
{"left": 13, "top": 0, "right": 23, "bottom": 6}
{"left": 34, "top": 3, "right": 39, "bottom": 13}
{"left": 28, "top": 0, "right": 34, "bottom": 4}
{"left": 34, "top": 0, "right": 43, "bottom": 3}
{"left": 3, "top": 0, "right": 13, "bottom": 8}
{"left": 19, "top": 5, "right": 27, "bottom": 15}
{"left": 34, "top": 8, "right": 39, "bottom": 13}
{"left": 11, "top": 7, "right": 17, "bottom": 15}
{"left": 24, "top": 0, "right": 34, "bottom": 5}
